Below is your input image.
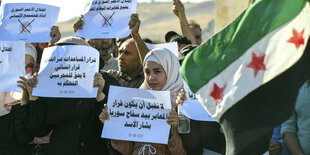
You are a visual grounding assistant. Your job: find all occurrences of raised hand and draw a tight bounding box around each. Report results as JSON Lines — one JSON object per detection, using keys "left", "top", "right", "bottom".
{"left": 128, "top": 13, "right": 141, "bottom": 37}
{"left": 99, "top": 104, "right": 109, "bottom": 123}
{"left": 17, "top": 73, "right": 38, "bottom": 105}
{"left": 172, "top": 0, "right": 185, "bottom": 18}
{"left": 50, "top": 26, "right": 61, "bottom": 46}
{"left": 93, "top": 73, "right": 106, "bottom": 102}
{"left": 176, "top": 88, "right": 186, "bottom": 106}
{"left": 73, "top": 14, "right": 84, "bottom": 33}
{"left": 167, "top": 108, "right": 179, "bottom": 127}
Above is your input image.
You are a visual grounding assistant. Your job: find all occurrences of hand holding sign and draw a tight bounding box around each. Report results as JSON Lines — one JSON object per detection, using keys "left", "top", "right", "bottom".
{"left": 99, "top": 104, "right": 109, "bottom": 123}
{"left": 75, "top": 0, "right": 137, "bottom": 39}
{"left": 176, "top": 88, "right": 186, "bottom": 105}
{"left": 17, "top": 73, "right": 38, "bottom": 105}
{"left": 172, "top": 0, "right": 185, "bottom": 18}
{"left": 102, "top": 86, "right": 172, "bottom": 144}
{"left": 167, "top": 108, "right": 178, "bottom": 127}
{"left": 50, "top": 26, "right": 61, "bottom": 46}
{"left": 128, "top": 13, "right": 140, "bottom": 37}
{"left": 93, "top": 73, "right": 105, "bottom": 102}
{"left": 73, "top": 15, "right": 84, "bottom": 33}
{"left": 32, "top": 45, "right": 99, "bottom": 98}
{"left": 179, "top": 82, "right": 216, "bottom": 122}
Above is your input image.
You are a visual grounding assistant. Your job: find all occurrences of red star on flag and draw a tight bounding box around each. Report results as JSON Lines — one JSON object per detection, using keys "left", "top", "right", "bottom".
{"left": 210, "top": 83, "right": 226, "bottom": 105}
{"left": 247, "top": 52, "right": 267, "bottom": 77}
{"left": 287, "top": 28, "right": 305, "bottom": 50}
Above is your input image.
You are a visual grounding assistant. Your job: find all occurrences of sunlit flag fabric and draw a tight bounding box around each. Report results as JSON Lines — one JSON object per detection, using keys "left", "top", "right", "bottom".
{"left": 180, "top": 0, "right": 310, "bottom": 154}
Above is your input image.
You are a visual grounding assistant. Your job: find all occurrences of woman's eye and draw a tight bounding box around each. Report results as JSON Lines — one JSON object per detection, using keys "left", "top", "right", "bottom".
{"left": 155, "top": 70, "right": 161, "bottom": 74}
{"left": 145, "top": 70, "right": 150, "bottom": 75}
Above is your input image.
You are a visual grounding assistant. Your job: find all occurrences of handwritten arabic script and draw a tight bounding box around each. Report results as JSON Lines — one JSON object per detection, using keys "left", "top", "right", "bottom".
{"left": 0, "top": 46, "right": 13, "bottom": 52}
{"left": 0, "top": 41, "right": 25, "bottom": 92}
{"left": 9, "top": 7, "right": 47, "bottom": 19}
{"left": 102, "top": 86, "right": 171, "bottom": 144}
{"left": 110, "top": 99, "right": 168, "bottom": 130}
{"left": 47, "top": 56, "right": 96, "bottom": 88}
{"left": 89, "top": 0, "right": 132, "bottom": 12}
{"left": 32, "top": 45, "right": 99, "bottom": 98}
{"left": 0, "top": 46, "right": 13, "bottom": 65}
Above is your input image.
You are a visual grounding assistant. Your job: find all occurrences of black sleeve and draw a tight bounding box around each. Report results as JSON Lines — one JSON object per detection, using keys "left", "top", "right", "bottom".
{"left": 11, "top": 104, "right": 34, "bottom": 143}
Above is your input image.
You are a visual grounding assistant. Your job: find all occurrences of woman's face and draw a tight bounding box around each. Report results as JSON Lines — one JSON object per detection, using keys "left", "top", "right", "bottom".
{"left": 25, "top": 54, "right": 35, "bottom": 68}
{"left": 144, "top": 61, "right": 167, "bottom": 91}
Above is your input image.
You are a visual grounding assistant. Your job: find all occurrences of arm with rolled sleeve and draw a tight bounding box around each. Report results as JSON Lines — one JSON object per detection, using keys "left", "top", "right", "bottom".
{"left": 281, "top": 112, "right": 304, "bottom": 155}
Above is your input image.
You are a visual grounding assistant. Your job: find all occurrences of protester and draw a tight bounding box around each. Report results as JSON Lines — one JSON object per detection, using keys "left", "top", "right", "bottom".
{"left": 188, "top": 20, "right": 202, "bottom": 45}
{"left": 177, "top": 44, "right": 197, "bottom": 64}
{"left": 94, "top": 13, "right": 150, "bottom": 154}
{"left": 0, "top": 42, "right": 38, "bottom": 155}
{"left": 165, "top": 31, "right": 179, "bottom": 43}
{"left": 169, "top": 35, "right": 192, "bottom": 51}
{"left": 26, "top": 25, "right": 62, "bottom": 155}
{"left": 115, "top": 35, "right": 132, "bottom": 58}
{"left": 172, "top": 0, "right": 202, "bottom": 45}
{"left": 281, "top": 80, "right": 310, "bottom": 155}
{"left": 73, "top": 15, "right": 119, "bottom": 71}
{"left": 102, "top": 14, "right": 149, "bottom": 89}
{"left": 17, "top": 36, "right": 112, "bottom": 155}
{"left": 31, "top": 26, "right": 61, "bottom": 72}
{"left": 99, "top": 47, "right": 186, "bottom": 155}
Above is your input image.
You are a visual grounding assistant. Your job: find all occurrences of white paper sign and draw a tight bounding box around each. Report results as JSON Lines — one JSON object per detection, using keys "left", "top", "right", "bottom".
{"left": 32, "top": 45, "right": 99, "bottom": 98}
{"left": 0, "top": 41, "right": 25, "bottom": 92}
{"left": 76, "top": 0, "right": 137, "bottom": 39}
{"left": 102, "top": 86, "right": 172, "bottom": 144}
{"left": 180, "top": 81, "right": 216, "bottom": 122}
{"left": 0, "top": 3, "right": 59, "bottom": 42}
{"left": 146, "top": 42, "right": 178, "bottom": 57}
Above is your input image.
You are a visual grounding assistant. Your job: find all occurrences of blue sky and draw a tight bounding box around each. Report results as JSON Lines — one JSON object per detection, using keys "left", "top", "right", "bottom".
{"left": 2, "top": 0, "right": 209, "bottom": 22}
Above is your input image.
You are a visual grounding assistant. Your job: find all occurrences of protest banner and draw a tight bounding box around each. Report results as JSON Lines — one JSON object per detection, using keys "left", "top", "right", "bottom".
{"left": 102, "top": 86, "right": 172, "bottom": 144}
{"left": 146, "top": 42, "right": 178, "bottom": 57}
{"left": 32, "top": 45, "right": 99, "bottom": 98}
{"left": 0, "top": 3, "right": 59, "bottom": 42}
{"left": 76, "top": 0, "right": 137, "bottom": 39}
{"left": 0, "top": 41, "right": 25, "bottom": 92}
{"left": 180, "top": 81, "right": 216, "bottom": 122}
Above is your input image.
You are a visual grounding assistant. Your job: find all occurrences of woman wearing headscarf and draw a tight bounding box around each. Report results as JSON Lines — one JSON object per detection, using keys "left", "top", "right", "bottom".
{"left": 0, "top": 42, "right": 37, "bottom": 155}
{"left": 99, "top": 47, "right": 186, "bottom": 155}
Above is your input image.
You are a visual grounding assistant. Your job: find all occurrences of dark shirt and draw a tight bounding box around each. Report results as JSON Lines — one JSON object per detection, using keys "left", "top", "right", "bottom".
{"left": 0, "top": 105, "right": 33, "bottom": 155}
{"left": 21, "top": 97, "right": 108, "bottom": 155}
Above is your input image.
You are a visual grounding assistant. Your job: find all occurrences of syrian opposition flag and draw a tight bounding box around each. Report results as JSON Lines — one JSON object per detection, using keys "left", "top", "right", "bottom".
{"left": 180, "top": 0, "right": 310, "bottom": 154}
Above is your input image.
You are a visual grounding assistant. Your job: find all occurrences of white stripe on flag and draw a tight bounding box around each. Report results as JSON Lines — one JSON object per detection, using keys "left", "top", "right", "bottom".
{"left": 196, "top": 3, "right": 310, "bottom": 121}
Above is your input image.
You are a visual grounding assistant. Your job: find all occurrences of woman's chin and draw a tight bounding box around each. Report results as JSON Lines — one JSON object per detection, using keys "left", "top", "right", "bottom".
{"left": 149, "top": 86, "right": 160, "bottom": 91}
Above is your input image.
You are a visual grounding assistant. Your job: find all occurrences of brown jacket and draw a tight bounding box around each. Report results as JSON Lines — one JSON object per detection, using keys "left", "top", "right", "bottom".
{"left": 111, "top": 128, "right": 186, "bottom": 155}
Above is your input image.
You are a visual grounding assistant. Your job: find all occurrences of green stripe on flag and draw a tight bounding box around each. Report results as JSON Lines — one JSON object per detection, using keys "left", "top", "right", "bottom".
{"left": 180, "top": 0, "right": 307, "bottom": 93}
